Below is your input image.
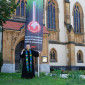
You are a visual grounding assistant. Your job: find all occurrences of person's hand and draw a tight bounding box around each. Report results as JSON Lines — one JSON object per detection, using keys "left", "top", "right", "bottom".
{"left": 38, "top": 51, "right": 41, "bottom": 54}
{"left": 22, "top": 49, "right": 25, "bottom": 52}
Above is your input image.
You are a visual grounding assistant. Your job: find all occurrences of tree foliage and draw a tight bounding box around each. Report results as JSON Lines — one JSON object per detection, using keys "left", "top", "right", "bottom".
{"left": 0, "top": 0, "right": 17, "bottom": 26}
{"left": 0, "top": 0, "right": 17, "bottom": 71}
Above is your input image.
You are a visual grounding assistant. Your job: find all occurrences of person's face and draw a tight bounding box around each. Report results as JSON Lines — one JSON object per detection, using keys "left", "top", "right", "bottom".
{"left": 26, "top": 45, "right": 30, "bottom": 50}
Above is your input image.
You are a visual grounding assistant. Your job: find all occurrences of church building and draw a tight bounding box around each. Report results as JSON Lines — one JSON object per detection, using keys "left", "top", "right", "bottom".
{"left": 1, "top": 0, "right": 85, "bottom": 73}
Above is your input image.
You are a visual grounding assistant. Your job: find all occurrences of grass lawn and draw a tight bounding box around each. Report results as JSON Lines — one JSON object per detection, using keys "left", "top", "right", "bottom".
{"left": 0, "top": 73, "right": 85, "bottom": 85}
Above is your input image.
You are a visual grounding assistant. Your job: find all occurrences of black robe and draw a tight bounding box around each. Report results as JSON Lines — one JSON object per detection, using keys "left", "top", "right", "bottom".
{"left": 20, "top": 49, "right": 39, "bottom": 79}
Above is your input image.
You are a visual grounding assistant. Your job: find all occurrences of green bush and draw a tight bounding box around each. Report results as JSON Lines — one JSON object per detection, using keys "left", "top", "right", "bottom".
{"left": 55, "top": 70, "right": 62, "bottom": 77}
{"left": 0, "top": 52, "right": 3, "bottom": 72}
{"left": 82, "top": 70, "right": 85, "bottom": 75}
{"left": 51, "top": 69, "right": 62, "bottom": 77}
{"left": 68, "top": 71, "right": 83, "bottom": 79}
{"left": 63, "top": 71, "right": 70, "bottom": 74}
{"left": 51, "top": 70, "right": 56, "bottom": 74}
{"left": 40, "top": 72, "right": 46, "bottom": 77}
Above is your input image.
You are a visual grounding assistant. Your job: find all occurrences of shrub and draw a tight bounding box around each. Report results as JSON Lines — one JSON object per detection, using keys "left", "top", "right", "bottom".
{"left": 68, "top": 71, "right": 83, "bottom": 79}
{"left": 83, "top": 70, "right": 85, "bottom": 75}
{"left": 55, "top": 70, "right": 62, "bottom": 77}
{"left": 63, "top": 71, "right": 70, "bottom": 74}
{"left": 51, "top": 69, "right": 62, "bottom": 77}
{"left": 40, "top": 72, "right": 46, "bottom": 77}
{"left": 0, "top": 52, "right": 3, "bottom": 72}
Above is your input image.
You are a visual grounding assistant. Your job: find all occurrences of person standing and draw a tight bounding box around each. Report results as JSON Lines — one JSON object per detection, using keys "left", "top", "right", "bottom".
{"left": 20, "top": 44, "right": 39, "bottom": 79}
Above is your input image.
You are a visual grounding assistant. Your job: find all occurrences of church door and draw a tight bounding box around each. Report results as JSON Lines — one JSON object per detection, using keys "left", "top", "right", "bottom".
{"left": 15, "top": 40, "right": 24, "bottom": 72}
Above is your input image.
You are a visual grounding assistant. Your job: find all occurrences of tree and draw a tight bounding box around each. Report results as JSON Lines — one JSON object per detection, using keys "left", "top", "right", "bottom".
{"left": 0, "top": 0, "right": 17, "bottom": 72}
{"left": 0, "top": 0, "right": 17, "bottom": 26}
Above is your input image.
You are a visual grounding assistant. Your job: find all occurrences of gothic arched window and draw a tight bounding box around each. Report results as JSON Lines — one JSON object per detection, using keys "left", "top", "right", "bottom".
{"left": 25, "top": 1, "right": 27, "bottom": 16}
{"left": 47, "top": 1, "right": 56, "bottom": 30}
{"left": 73, "top": 3, "right": 84, "bottom": 33}
{"left": 77, "top": 50, "right": 83, "bottom": 63}
{"left": 50, "top": 49, "right": 57, "bottom": 62}
{"left": 16, "top": 0, "right": 20, "bottom": 16}
{"left": 21, "top": 0, "right": 24, "bottom": 16}
{"left": 16, "top": 0, "right": 27, "bottom": 17}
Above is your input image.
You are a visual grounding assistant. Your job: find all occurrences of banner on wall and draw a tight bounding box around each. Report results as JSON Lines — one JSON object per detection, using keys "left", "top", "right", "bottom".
{"left": 25, "top": 0, "right": 43, "bottom": 51}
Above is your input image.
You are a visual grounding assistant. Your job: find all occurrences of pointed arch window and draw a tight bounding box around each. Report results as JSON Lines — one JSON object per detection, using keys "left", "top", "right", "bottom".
{"left": 47, "top": 1, "right": 56, "bottom": 30}
{"left": 77, "top": 51, "right": 83, "bottom": 63}
{"left": 16, "top": 0, "right": 20, "bottom": 16}
{"left": 21, "top": 0, "right": 24, "bottom": 16}
{"left": 25, "top": 1, "right": 27, "bottom": 16}
{"left": 74, "top": 6, "right": 81, "bottom": 33}
{"left": 16, "top": 0, "right": 27, "bottom": 17}
{"left": 50, "top": 49, "right": 57, "bottom": 62}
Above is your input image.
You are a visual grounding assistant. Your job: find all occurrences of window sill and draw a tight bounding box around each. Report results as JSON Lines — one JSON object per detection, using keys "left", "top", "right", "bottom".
{"left": 50, "top": 60, "right": 57, "bottom": 62}
{"left": 77, "top": 60, "right": 83, "bottom": 63}
{"left": 74, "top": 32, "right": 84, "bottom": 35}
{"left": 47, "top": 29, "right": 57, "bottom": 32}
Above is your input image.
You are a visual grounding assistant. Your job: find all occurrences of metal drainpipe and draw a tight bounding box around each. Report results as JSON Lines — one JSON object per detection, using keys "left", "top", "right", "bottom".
{"left": 0, "top": 25, "right": 3, "bottom": 72}
{"left": 0, "top": 26, "right": 3, "bottom": 53}
{"left": 0, "top": 26, "right": 3, "bottom": 57}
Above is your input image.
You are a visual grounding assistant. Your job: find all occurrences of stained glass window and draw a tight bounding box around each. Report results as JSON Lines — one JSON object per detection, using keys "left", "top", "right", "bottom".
{"left": 50, "top": 49, "right": 57, "bottom": 62}
{"left": 47, "top": 1, "right": 56, "bottom": 30}
{"left": 74, "top": 5, "right": 81, "bottom": 33}
{"left": 53, "top": 7, "right": 56, "bottom": 29}
{"left": 79, "top": 12, "right": 81, "bottom": 32}
{"left": 74, "top": 10, "right": 76, "bottom": 32}
{"left": 16, "top": 0, "right": 27, "bottom": 17}
{"left": 21, "top": 0, "right": 24, "bottom": 16}
{"left": 47, "top": 6, "right": 50, "bottom": 28}
{"left": 77, "top": 51, "right": 83, "bottom": 63}
{"left": 16, "top": 0, "right": 20, "bottom": 16}
{"left": 25, "top": 1, "right": 27, "bottom": 17}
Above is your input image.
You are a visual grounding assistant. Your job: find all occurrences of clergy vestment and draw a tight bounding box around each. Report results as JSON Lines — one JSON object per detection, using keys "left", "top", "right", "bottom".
{"left": 20, "top": 49, "right": 39, "bottom": 79}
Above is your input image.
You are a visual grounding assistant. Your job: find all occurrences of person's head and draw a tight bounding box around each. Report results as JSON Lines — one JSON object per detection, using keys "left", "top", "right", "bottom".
{"left": 26, "top": 44, "right": 31, "bottom": 50}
